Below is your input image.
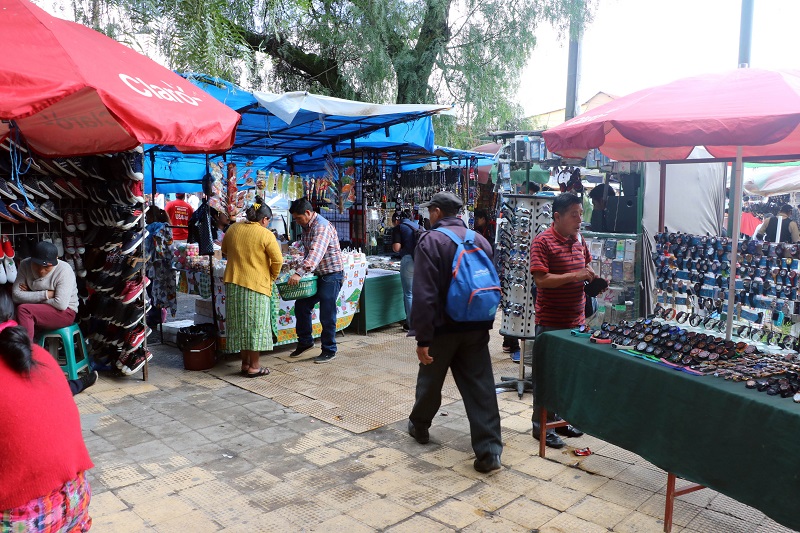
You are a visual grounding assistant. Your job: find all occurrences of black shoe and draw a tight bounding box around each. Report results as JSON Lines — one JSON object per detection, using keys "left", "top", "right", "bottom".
{"left": 401, "top": 322, "right": 409, "bottom": 331}
{"left": 555, "top": 424, "right": 584, "bottom": 438}
{"left": 289, "top": 343, "right": 314, "bottom": 357}
{"left": 77, "top": 370, "right": 98, "bottom": 393}
{"left": 314, "top": 352, "right": 337, "bottom": 364}
{"left": 531, "top": 423, "right": 566, "bottom": 449}
{"left": 408, "top": 420, "right": 429, "bottom": 444}
{"left": 474, "top": 454, "right": 502, "bottom": 473}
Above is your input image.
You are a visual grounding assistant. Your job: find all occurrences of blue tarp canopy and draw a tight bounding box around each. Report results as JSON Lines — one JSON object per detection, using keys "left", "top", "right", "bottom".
{"left": 146, "top": 74, "right": 455, "bottom": 193}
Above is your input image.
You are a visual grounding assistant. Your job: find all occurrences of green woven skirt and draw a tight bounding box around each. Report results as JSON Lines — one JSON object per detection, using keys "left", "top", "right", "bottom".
{"left": 225, "top": 283, "right": 273, "bottom": 352}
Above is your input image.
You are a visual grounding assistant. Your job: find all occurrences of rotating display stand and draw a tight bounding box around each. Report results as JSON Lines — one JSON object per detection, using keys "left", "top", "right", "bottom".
{"left": 495, "top": 193, "right": 554, "bottom": 397}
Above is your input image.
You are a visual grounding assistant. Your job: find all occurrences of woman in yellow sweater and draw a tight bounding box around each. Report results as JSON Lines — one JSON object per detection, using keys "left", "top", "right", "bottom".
{"left": 221, "top": 198, "right": 283, "bottom": 377}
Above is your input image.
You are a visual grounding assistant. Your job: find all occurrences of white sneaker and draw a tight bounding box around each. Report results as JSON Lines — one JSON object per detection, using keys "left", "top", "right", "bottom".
{"left": 53, "top": 234, "right": 65, "bottom": 257}
{"left": 0, "top": 257, "right": 8, "bottom": 284}
{"left": 4, "top": 257, "right": 16, "bottom": 284}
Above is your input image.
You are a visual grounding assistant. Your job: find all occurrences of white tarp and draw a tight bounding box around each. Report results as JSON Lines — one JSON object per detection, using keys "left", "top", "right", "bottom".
{"left": 252, "top": 90, "right": 454, "bottom": 125}
{"left": 642, "top": 147, "right": 727, "bottom": 237}
{"left": 743, "top": 163, "right": 800, "bottom": 196}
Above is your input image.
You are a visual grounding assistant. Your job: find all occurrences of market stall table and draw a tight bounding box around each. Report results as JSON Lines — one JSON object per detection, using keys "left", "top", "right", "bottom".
{"left": 356, "top": 268, "right": 406, "bottom": 333}
{"left": 532, "top": 330, "right": 800, "bottom": 533}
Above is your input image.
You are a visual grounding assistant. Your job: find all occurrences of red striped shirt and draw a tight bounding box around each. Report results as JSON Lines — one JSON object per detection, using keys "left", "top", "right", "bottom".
{"left": 530, "top": 227, "right": 590, "bottom": 328}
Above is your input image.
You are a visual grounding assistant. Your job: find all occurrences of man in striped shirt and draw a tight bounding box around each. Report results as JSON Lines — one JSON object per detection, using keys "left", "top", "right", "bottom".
{"left": 530, "top": 192, "right": 595, "bottom": 448}
{"left": 288, "top": 198, "right": 344, "bottom": 364}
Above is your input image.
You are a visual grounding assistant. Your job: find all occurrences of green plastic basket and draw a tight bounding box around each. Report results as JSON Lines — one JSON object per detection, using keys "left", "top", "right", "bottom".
{"left": 276, "top": 275, "right": 318, "bottom": 300}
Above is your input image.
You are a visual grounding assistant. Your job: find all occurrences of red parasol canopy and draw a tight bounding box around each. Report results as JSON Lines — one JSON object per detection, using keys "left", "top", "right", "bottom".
{"left": 543, "top": 68, "right": 800, "bottom": 162}
{"left": 0, "top": 0, "right": 240, "bottom": 156}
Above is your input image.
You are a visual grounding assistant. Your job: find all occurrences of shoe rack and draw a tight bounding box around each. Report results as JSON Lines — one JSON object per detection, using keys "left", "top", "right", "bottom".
{"left": 497, "top": 194, "right": 553, "bottom": 339}
{"left": 0, "top": 139, "right": 152, "bottom": 380}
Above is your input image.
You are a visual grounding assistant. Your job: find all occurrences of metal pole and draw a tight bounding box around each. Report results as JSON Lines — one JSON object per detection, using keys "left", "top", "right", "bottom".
{"left": 725, "top": 147, "right": 744, "bottom": 341}
{"left": 658, "top": 162, "right": 667, "bottom": 231}
{"left": 738, "top": 0, "right": 754, "bottom": 68}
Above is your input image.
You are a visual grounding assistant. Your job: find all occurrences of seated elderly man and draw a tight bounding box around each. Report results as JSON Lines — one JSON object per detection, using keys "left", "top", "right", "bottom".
{"left": 12, "top": 241, "right": 79, "bottom": 339}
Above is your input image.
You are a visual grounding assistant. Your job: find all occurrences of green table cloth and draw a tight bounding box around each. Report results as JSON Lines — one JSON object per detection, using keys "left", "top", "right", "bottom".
{"left": 356, "top": 270, "right": 406, "bottom": 333}
{"left": 533, "top": 331, "right": 800, "bottom": 531}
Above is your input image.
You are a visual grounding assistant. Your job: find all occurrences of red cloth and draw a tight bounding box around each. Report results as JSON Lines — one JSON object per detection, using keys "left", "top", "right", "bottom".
{"left": 740, "top": 212, "right": 762, "bottom": 236}
{"left": 165, "top": 199, "right": 194, "bottom": 241}
{"left": 0, "top": 345, "right": 93, "bottom": 509}
{"left": 530, "top": 227, "right": 591, "bottom": 329}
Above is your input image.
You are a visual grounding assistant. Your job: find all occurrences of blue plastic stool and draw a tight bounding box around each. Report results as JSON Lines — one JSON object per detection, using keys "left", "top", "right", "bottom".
{"left": 35, "top": 324, "right": 90, "bottom": 380}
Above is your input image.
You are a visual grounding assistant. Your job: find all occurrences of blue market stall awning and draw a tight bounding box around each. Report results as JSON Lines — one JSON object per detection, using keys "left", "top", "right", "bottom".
{"left": 156, "top": 74, "right": 452, "bottom": 162}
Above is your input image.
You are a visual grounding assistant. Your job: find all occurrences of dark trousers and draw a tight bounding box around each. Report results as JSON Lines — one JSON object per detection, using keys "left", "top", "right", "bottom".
{"left": 532, "top": 324, "right": 567, "bottom": 424}
{"left": 295, "top": 271, "right": 343, "bottom": 354}
{"left": 410, "top": 329, "right": 502, "bottom": 460}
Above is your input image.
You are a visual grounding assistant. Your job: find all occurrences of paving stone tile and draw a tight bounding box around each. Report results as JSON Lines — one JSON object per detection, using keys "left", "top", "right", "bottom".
{"left": 89, "top": 510, "right": 148, "bottom": 532}
{"left": 228, "top": 467, "right": 281, "bottom": 492}
{"left": 496, "top": 496, "right": 560, "bottom": 529}
{"left": 578, "top": 452, "right": 630, "bottom": 478}
{"left": 386, "top": 515, "right": 457, "bottom": 532}
{"left": 303, "top": 445, "right": 350, "bottom": 466}
{"left": 708, "top": 493, "right": 766, "bottom": 523}
{"left": 202, "top": 496, "right": 269, "bottom": 529}
{"left": 500, "top": 414, "right": 534, "bottom": 433}
{"left": 159, "top": 466, "right": 216, "bottom": 491}
{"left": 89, "top": 491, "right": 129, "bottom": 517}
{"left": 196, "top": 422, "right": 247, "bottom": 442}
{"left": 638, "top": 493, "right": 703, "bottom": 528}
{"left": 540, "top": 511, "right": 609, "bottom": 533}
{"left": 613, "top": 510, "right": 667, "bottom": 533}
{"left": 526, "top": 479, "right": 586, "bottom": 511}
{"left": 358, "top": 446, "right": 411, "bottom": 468}
{"left": 514, "top": 455, "right": 569, "bottom": 481}
{"left": 686, "top": 509, "right": 761, "bottom": 533}
{"left": 482, "top": 469, "right": 541, "bottom": 494}
{"left": 496, "top": 446, "right": 533, "bottom": 467}
{"left": 568, "top": 494, "right": 631, "bottom": 529}
{"left": 424, "top": 499, "right": 482, "bottom": 529}
{"left": 418, "top": 469, "right": 479, "bottom": 496}
{"left": 113, "top": 478, "right": 174, "bottom": 506}
{"left": 132, "top": 493, "right": 195, "bottom": 525}
{"left": 318, "top": 484, "right": 382, "bottom": 512}
{"left": 330, "top": 435, "right": 378, "bottom": 455}
{"left": 454, "top": 484, "right": 518, "bottom": 512}
{"left": 615, "top": 464, "right": 668, "bottom": 493}
{"left": 160, "top": 429, "right": 213, "bottom": 452}
{"left": 94, "top": 463, "right": 151, "bottom": 490}
{"left": 355, "top": 468, "right": 413, "bottom": 495}
{"left": 468, "top": 514, "right": 537, "bottom": 532}
{"left": 755, "top": 519, "right": 799, "bottom": 533}
{"left": 138, "top": 454, "right": 193, "bottom": 477}
{"left": 179, "top": 479, "right": 244, "bottom": 508}
{"left": 418, "top": 446, "right": 473, "bottom": 468}
{"left": 153, "top": 509, "right": 221, "bottom": 532}
{"left": 309, "top": 513, "right": 376, "bottom": 532}
{"left": 346, "top": 497, "right": 415, "bottom": 529}
{"left": 274, "top": 501, "right": 341, "bottom": 528}
{"left": 597, "top": 444, "right": 643, "bottom": 465}
{"left": 386, "top": 482, "right": 445, "bottom": 512}
{"left": 591, "top": 479, "right": 653, "bottom": 509}
{"left": 247, "top": 425, "right": 301, "bottom": 446}
{"left": 550, "top": 468, "right": 609, "bottom": 493}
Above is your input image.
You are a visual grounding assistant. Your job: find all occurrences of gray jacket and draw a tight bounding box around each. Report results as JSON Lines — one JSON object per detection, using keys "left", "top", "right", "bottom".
{"left": 12, "top": 259, "right": 79, "bottom": 313}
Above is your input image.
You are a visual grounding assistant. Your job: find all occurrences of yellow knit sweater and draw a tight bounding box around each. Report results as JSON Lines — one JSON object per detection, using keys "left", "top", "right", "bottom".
{"left": 221, "top": 221, "right": 283, "bottom": 295}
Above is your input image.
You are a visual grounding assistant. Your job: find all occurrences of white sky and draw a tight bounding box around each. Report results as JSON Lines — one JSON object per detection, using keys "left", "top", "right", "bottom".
{"left": 517, "top": 0, "right": 800, "bottom": 116}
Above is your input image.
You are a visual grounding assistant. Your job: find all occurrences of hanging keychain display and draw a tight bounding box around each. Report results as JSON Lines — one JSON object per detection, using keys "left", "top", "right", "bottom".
{"left": 497, "top": 193, "right": 553, "bottom": 338}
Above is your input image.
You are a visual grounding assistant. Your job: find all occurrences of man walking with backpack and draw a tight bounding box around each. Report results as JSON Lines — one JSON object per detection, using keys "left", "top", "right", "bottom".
{"left": 391, "top": 210, "right": 420, "bottom": 330}
{"left": 407, "top": 192, "right": 503, "bottom": 473}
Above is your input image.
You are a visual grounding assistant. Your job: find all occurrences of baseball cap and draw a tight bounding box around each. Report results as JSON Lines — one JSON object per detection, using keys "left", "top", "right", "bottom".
{"left": 420, "top": 191, "right": 463, "bottom": 212}
{"left": 31, "top": 241, "right": 58, "bottom": 266}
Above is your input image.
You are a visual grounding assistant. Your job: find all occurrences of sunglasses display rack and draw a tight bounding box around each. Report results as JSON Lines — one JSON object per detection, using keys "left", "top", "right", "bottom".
{"left": 583, "top": 232, "right": 639, "bottom": 327}
{"left": 583, "top": 317, "right": 800, "bottom": 401}
{"left": 497, "top": 194, "right": 552, "bottom": 338}
{"left": 653, "top": 231, "right": 800, "bottom": 344}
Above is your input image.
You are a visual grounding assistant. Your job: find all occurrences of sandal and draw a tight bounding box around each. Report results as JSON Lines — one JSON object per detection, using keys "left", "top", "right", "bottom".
{"left": 240, "top": 365, "right": 250, "bottom": 376}
{"left": 245, "top": 367, "right": 270, "bottom": 378}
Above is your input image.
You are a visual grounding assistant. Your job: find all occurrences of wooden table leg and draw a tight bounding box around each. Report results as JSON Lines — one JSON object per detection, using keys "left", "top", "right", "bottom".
{"left": 664, "top": 472, "right": 706, "bottom": 533}
{"left": 539, "top": 408, "right": 547, "bottom": 457}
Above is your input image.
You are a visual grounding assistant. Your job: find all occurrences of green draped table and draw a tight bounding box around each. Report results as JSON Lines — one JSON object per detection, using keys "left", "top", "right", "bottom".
{"left": 533, "top": 330, "right": 800, "bottom": 533}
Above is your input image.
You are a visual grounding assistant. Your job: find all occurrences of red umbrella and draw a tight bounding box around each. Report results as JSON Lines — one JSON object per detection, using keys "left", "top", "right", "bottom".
{"left": 544, "top": 68, "right": 800, "bottom": 162}
{"left": 0, "top": 0, "right": 240, "bottom": 156}
{"left": 543, "top": 68, "right": 800, "bottom": 342}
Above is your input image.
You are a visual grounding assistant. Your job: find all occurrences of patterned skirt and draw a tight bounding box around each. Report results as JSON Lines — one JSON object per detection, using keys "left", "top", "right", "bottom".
{"left": 1, "top": 471, "right": 92, "bottom": 532}
{"left": 225, "top": 283, "right": 273, "bottom": 352}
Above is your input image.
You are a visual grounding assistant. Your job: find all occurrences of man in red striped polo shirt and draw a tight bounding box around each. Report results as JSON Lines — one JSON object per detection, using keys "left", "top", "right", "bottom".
{"left": 530, "top": 192, "right": 595, "bottom": 448}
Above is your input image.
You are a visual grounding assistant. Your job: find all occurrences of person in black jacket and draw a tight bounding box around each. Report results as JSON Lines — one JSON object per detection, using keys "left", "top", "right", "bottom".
{"left": 406, "top": 191, "right": 503, "bottom": 473}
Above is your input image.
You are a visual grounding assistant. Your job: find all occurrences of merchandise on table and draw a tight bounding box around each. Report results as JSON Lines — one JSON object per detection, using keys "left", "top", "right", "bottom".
{"left": 584, "top": 233, "right": 638, "bottom": 325}
{"left": 577, "top": 315, "right": 800, "bottom": 400}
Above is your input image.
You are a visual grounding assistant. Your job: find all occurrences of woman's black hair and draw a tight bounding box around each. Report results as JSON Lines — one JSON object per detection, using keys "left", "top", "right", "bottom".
{"left": 246, "top": 196, "right": 273, "bottom": 223}
{"left": 0, "top": 290, "right": 34, "bottom": 374}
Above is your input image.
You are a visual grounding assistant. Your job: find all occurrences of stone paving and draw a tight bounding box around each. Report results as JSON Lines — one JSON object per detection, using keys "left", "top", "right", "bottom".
{"left": 77, "top": 323, "right": 797, "bottom": 532}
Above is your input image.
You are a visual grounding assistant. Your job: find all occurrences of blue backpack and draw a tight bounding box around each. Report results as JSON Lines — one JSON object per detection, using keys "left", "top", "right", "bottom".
{"left": 435, "top": 228, "right": 502, "bottom": 322}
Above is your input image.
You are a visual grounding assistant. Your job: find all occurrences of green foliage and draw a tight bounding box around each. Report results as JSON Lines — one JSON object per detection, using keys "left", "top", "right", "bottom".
{"left": 46, "top": 0, "right": 595, "bottom": 148}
